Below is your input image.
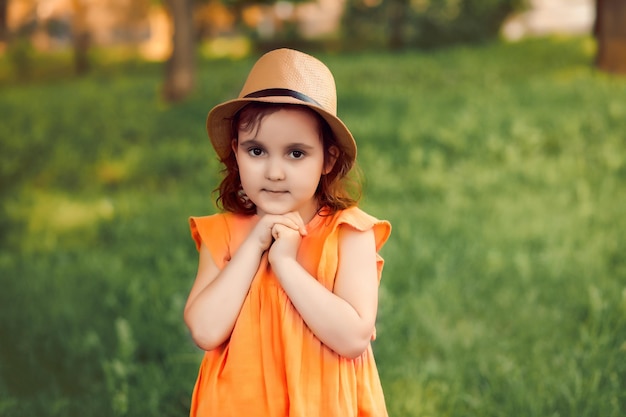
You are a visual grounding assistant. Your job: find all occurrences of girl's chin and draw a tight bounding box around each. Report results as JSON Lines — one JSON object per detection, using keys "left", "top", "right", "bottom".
{"left": 255, "top": 206, "right": 295, "bottom": 216}
{"left": 255, "top": 205, "right": 317, "bottom": 222}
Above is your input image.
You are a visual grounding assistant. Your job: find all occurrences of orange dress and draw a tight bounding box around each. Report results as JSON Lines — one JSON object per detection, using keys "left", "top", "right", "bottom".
{"left": 188, "top": 206, "right": 391, "bottom": 417}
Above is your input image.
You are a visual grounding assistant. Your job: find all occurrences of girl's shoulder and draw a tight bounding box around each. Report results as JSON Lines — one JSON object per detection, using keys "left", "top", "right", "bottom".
{"left": 333, "top": 206, "right": 388, "bottom": 227}
{"left": 325, "top": 206, "right": 391, "bottom": 248}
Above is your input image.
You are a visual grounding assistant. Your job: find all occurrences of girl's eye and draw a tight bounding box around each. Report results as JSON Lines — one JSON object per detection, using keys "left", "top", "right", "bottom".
{"left": 248, "top": 147, "right": 264, "bottom": 157}
{"left": 290, "top": 150, "right": 305, "bottom": 159}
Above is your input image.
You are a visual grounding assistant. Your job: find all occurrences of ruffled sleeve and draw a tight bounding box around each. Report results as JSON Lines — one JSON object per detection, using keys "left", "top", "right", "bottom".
{"left": 317, "top": 207, "right": 391, "bottom": 286}
{"left": 337, "top": 207, "right": 391, "bottom": 281}
{"left": 189, "top": 214, "right": 231, "bottom": 269}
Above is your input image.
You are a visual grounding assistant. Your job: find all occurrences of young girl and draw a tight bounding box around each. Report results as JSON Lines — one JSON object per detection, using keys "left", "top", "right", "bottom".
{"left": 184, "top": 48, "right": 391, "bottom": 417}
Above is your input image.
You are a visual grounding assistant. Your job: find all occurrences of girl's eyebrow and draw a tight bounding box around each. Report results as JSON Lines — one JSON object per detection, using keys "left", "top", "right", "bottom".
{"left": 238, "top": 138, "right": 262, "bottom": 147}
{"left": 286, "top": 142, "right": 316, "bottom": 150}
{"left": 239, "top": 138, "right": 315, "bottom": 150}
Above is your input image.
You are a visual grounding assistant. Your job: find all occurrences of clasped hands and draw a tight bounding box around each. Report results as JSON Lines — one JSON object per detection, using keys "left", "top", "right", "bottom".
{"left": 251, "top": 211, "right": 308, "bottom": 267}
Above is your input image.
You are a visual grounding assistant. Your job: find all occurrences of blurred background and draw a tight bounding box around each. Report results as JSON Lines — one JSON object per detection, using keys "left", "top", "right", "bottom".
{"left": 3, "top": 0, "right": 625, "bottom": 98}
{"left": 1, "top": 1, "right": 625, "bottom": 416}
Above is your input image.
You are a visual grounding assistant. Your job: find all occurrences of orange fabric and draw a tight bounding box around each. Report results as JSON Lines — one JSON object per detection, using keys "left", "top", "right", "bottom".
{"left": 188, "top": 207, "right": 391, "bottom": 417}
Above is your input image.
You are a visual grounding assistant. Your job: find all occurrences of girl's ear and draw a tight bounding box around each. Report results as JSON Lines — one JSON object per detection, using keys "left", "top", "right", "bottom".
{"left": 231, "top": 139, "right": 238, "bottom": 158}
{"left": 324, "top": 145, "right": 340, "bottom": 175}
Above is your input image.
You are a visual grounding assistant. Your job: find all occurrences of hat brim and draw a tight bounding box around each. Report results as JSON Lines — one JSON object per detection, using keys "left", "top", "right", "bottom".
{"left": 206, "top": 96, "right": 357, "bottom": 169}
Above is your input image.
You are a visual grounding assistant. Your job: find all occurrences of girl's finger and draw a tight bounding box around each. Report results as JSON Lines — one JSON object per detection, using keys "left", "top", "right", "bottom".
{"left": 283, "top": 212, "right": 307, "bottom": 236}
{"left": 272, "top": 224, "right": 281, "bottom": 240}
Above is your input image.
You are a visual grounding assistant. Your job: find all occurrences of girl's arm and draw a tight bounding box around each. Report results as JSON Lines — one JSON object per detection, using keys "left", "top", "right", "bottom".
{"left": 183, "top": 238, "right": 264, "bottom": 351}
{"left": 270, "top": 225, "right": 380, "bottom": 359}
{"left": 184, "top": 213, "right": 307, "bottom": 351}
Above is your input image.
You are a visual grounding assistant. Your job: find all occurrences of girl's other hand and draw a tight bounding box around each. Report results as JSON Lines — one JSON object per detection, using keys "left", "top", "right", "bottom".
{"left": 268, "top": 223, "right": 303, "bottom": 265}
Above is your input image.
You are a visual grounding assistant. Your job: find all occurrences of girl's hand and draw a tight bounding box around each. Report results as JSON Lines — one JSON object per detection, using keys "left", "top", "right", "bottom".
{"left": 268, "top": 222, "right": 303, "bottom": 265}
{"left": 249, "top": 212, "right": 307, "bottom": 253}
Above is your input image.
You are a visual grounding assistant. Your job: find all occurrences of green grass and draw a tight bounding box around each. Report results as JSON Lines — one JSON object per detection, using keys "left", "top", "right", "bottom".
{"left": 1, "top": 37, "right": 625, "bottom": 417}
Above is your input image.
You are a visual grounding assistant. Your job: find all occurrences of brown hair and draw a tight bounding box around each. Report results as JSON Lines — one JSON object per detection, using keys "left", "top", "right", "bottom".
{"left": 214, "top": 103, "right": 361, "bottom": 215}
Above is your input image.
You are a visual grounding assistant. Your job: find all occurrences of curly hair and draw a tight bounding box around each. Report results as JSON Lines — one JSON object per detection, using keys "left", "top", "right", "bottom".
{"left": 214, "top": 103, "right": 361, "bottom": 215}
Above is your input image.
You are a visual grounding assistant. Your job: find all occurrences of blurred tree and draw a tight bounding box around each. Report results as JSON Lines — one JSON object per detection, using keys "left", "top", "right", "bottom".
{"left": 70, "top": 0, "right": 91, "bottom": 75}
{"left": 388, "top": 0, "right": 409, "bottom": 50}
{"left": 162, "top": 0, "right": 195, "bottom": 102}
{"left": 162, "top": 0, "right": 311, "bottom": 102}
{"left": 221, "top": 0, "right": 311, "bottom": 43}
{"left": 594, "top": 0, "right": 626, "bottom": 73}
{"left": 342, "top": 0, "right": 525, "bottom": 50}
{"left": 0, "top": 0, "right": 7, "bottom": 42}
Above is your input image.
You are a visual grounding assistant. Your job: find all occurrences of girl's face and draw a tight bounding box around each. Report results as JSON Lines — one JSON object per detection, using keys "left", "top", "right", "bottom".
{"left": 233, "top": 107, "right": 333, "bottom": 223}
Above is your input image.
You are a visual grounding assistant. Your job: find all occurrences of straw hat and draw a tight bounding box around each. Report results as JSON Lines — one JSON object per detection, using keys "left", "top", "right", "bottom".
{"left": 206, "top": 48, "right": 356, "bottom": 168}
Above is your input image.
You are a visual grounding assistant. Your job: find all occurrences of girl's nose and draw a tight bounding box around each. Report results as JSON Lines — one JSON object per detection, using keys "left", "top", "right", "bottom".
{"left": 265, "top": 158, "right": 285, "bottom": 181}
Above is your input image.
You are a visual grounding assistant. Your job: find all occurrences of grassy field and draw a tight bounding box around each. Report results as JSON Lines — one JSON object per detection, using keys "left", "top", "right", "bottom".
{"left": 1, "top": 37, "right": 625, "bottom": 417}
